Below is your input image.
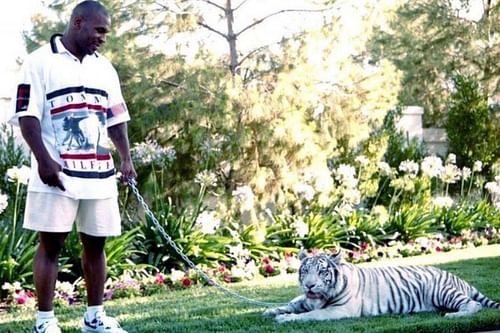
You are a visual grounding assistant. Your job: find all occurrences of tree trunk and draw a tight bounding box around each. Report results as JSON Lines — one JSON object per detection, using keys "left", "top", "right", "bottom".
{"left": 225, "top": 0, "right": 239, "bottom": 76}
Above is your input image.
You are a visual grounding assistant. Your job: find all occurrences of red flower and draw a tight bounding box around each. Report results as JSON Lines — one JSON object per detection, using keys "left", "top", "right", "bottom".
{"left": 262, "top": 256, "right": 271, "bottom": 264}
{"left": 181, "top": 277, "right": 193, "bottom": 287}
{"left": 217, "top": 263, "right": 226, "bottom": 273}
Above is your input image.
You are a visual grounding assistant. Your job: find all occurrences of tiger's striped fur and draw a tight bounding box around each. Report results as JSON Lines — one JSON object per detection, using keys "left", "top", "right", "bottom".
{"left": 263, "top": 251, "right": 500, "bottom": 323}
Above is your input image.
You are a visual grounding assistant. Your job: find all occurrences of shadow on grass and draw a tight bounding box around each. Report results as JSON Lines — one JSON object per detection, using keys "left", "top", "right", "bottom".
{"left": 1, "top": 256, "right": 499, "bottom": 333}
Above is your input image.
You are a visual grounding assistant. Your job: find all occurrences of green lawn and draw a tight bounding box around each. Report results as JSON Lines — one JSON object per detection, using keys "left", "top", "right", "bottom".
{"left": 1, "top": 246, "right": 500, "bottom": 333}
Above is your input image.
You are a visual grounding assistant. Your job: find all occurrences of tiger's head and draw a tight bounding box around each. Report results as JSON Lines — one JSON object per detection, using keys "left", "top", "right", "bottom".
{"left": 298, "top": 250, "right": 344, "bottom": 302}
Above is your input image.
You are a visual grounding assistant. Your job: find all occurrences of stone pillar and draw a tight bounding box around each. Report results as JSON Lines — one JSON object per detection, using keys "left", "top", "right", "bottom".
{"left": 396, "top": 106, "right": 424, "bottom": 141}
{"left": 423, "top": 128, "right": 448, "bottom": 157}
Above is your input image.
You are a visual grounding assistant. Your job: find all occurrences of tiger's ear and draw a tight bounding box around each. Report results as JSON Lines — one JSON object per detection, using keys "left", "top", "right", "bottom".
{"left": 298, "top": 248, "right": 308, "bottom": 260}
{"left": 330, "top": 249, "right": 342, "bottom": 264}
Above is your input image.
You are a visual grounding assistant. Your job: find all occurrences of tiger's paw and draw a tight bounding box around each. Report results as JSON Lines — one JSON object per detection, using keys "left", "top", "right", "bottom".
{"left": 275, "top": 313, "right": 299, "bottom": 323}
{"left": 263, "top": 308, "right": 279, "bottom": 317}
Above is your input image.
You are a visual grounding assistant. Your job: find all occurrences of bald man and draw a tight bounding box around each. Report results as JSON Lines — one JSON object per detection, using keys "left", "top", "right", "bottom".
{"left": 9, "top": 1, "right": 135, "bottom": 332}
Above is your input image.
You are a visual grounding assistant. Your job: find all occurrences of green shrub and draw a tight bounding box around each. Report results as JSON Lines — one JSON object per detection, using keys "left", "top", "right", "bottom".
{"left": 445, "top": 75, "right": 499, "bottom": 168}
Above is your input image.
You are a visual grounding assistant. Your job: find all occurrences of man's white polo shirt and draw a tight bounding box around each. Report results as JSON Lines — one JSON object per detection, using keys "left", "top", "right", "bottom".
{"left": 9, "top": 34, "right": 130, "bottom": 199}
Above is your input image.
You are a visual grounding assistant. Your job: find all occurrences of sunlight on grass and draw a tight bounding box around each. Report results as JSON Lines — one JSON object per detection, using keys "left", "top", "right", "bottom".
{"left": 359, "top": 244, "right": 500, "bottom": 267}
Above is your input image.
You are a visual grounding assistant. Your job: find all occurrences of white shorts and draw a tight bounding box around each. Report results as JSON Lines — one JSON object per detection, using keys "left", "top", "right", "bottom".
{"left": 23, "top": 192, "right": 122, "bottom": 237}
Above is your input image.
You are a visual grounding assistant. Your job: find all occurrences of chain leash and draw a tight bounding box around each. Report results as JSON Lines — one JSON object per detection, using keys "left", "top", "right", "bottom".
{"left": 127, "top": 178, "right": 288, "bottom": 307}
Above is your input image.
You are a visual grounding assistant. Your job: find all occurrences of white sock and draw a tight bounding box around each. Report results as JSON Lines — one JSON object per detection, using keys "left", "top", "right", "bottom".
{"left": 36, "top": 310, "right": 55, "bottom": 325}
{"left": 86, "top": 305, "right": 104, "bottom": 318}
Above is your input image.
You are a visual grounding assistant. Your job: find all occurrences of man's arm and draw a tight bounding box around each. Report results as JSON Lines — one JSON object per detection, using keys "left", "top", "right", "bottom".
{"left": 19, "top": 116, "right": 65, "bottom": 191}
{"left": 107, "top": 122, "right": 136, "bottom": 183}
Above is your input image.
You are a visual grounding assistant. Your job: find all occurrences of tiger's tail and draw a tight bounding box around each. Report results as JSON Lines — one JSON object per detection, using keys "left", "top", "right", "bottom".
{"left": 473, "top": 290, "right": 500, "bottom": 310}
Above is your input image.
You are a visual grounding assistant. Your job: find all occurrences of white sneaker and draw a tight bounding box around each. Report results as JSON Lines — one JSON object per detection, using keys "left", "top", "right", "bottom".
{"left": 82, "top": 311, "right": 127, "bottom": 333}
{"left": 33, "top": 317, "right": 62, "bottom": 333}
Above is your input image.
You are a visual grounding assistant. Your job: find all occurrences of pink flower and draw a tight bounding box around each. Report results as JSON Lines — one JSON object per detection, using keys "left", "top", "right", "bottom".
{"left": 103, "top": 289, "right": 113, "bottom": 300}
{"left": 264, "top": 264, "right": 274, "bottom": 274}
{"left": 15, "top": 290, "right": 34, "bottom": 305}
{"left": 155, "top": 273, "right": 165, "bottom": 285}
{"left": 262, "top": 256, "right": 271, "bottom": 265}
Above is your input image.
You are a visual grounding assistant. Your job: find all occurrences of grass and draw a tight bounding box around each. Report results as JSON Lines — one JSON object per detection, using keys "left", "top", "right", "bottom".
{"left": 1, "top": 245, "right": 500, "bottom": 333}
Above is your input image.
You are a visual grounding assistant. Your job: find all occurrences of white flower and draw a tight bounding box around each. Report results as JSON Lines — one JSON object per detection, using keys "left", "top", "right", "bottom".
{"left": 131, "top": 140, "right": 176, "bottom": 165}
{"left": 0, "top": 193, "right": 8, "bottom": 215}
{"left": 292, "top": 219, "right": 309, "bottom": 238}
{"left": 415, "top": 237, "right": 430, "bottom": 249}
{"left": 335, "top": 203, "right": 354, "bottom": 219}
{"left": 343, "top": 188, "right": 361, "bottom": 205}
{"left": 200, "top": 134, "right": 226, "bottom": 155}
{"left": 485, "top": 181, "right": 500, "bottom": 195}
{"left": 461, "top": 167, "right": 471, "bottom": 180}
{"left": 473, "top": 161, "right": 483, "bottom": 172}
{"left": 486, "top": 178, "right": 500, "bottom": 209}
{"left": 336, "top": 164, "right": 356, "bottom": 181}
{"left": 232, "top": 185, "right": 255, "bottom": 210}
{"left": 196, "top": 210, "right": 220, "bottom": 235}
{"left": 6, "top": 165, "right": 31, "bottom": 185}
{"left": 55, "top": 281, "right": 74, "bottom": 295}
{"left": 294, "top": 183, "right": 315, "bottom": 201}
{"left": 170, "top": 269, "right": 185, "bottom": 282}
{"left": 228, "top": 244, "right": 250, "bottom": 259}
{"left": 440, "top": 164, "right": 461, "bottom": 184}
{"left": 446, "top": 153, "right": 456, "bottom": 164}
{"left": 230, "top": 267, "right": 247, "bottom": 279}
{"left": 399, "top": 160, "right": 419, "bottom": 176}
{"left": 335, "top": 164, "right": 358, "bottom": 188}
{"left": 194, "top": 170, "right": 217, "bottom": 188}
{"left": 307, "top": 168, "right": 334, "bottom": 194}
{"left": 377, "top": 161, "right": 393, "bottom": 177}
{"left": 2, "top": 281, "right": 21, "bottom": 292}
{"left": 432, "top": 196, "right": 454, "bottom": 209}
{"left": 371, "top": 205, "right": 389, "bottom": 225}
{"left": 355, "top": 155, "right": 369, "bottom": 166}
{"left": 420, "top": 156, "right": 443, "bottom": 178}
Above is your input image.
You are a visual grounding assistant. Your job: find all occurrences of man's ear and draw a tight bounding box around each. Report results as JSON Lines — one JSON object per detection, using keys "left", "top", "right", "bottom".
{"left": 73, "top": 16, "right": 84, "bottom": 29}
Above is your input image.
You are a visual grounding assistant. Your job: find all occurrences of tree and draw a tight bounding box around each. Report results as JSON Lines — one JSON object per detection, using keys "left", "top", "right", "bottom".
{"left": 369, "top": 0, "right": 500, "bottom": 126}
{"left": 148, "top": 0, "right": 337, "bottom": 77}
{"left": 445, "top": 75, "right": 499, "bottom": 168}
{"left": 24, "top": 0, "right": 401, "bottom": 211}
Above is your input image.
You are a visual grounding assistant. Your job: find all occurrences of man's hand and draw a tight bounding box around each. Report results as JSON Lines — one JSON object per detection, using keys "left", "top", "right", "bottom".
{"left": 118, "top": 159, "right": 137, "bottom": 185}
{"left": 19, "top": 116, "right": 65, "bottom": 191}
{"left": 38, "top": 158, "right": 65, "bottom": 191}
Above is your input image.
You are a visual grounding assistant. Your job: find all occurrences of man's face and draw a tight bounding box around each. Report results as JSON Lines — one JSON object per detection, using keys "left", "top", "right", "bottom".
{"left": 75, "top": 12, "right": 111, "bottom": 56}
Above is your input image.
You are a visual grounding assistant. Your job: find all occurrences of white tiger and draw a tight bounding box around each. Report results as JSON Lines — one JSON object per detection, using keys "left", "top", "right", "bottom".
{"left": 263, "top": 251, "right": 500, "bottom": 323}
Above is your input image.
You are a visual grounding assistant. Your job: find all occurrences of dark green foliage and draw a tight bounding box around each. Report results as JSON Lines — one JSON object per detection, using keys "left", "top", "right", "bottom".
{"left": 0, "top": 125, "right": 34, "bottom": 291}
{"left": 383, "top": 108, "right": 426, "bottom": 168}
{"left": 387, "top": 205, "right": 436, "bottom": 243}
{"left": 445, "top": 75, "right": 499, "bottom": 168}
{"left": 134, "top": 173, "right": 232, "bottom": 271}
